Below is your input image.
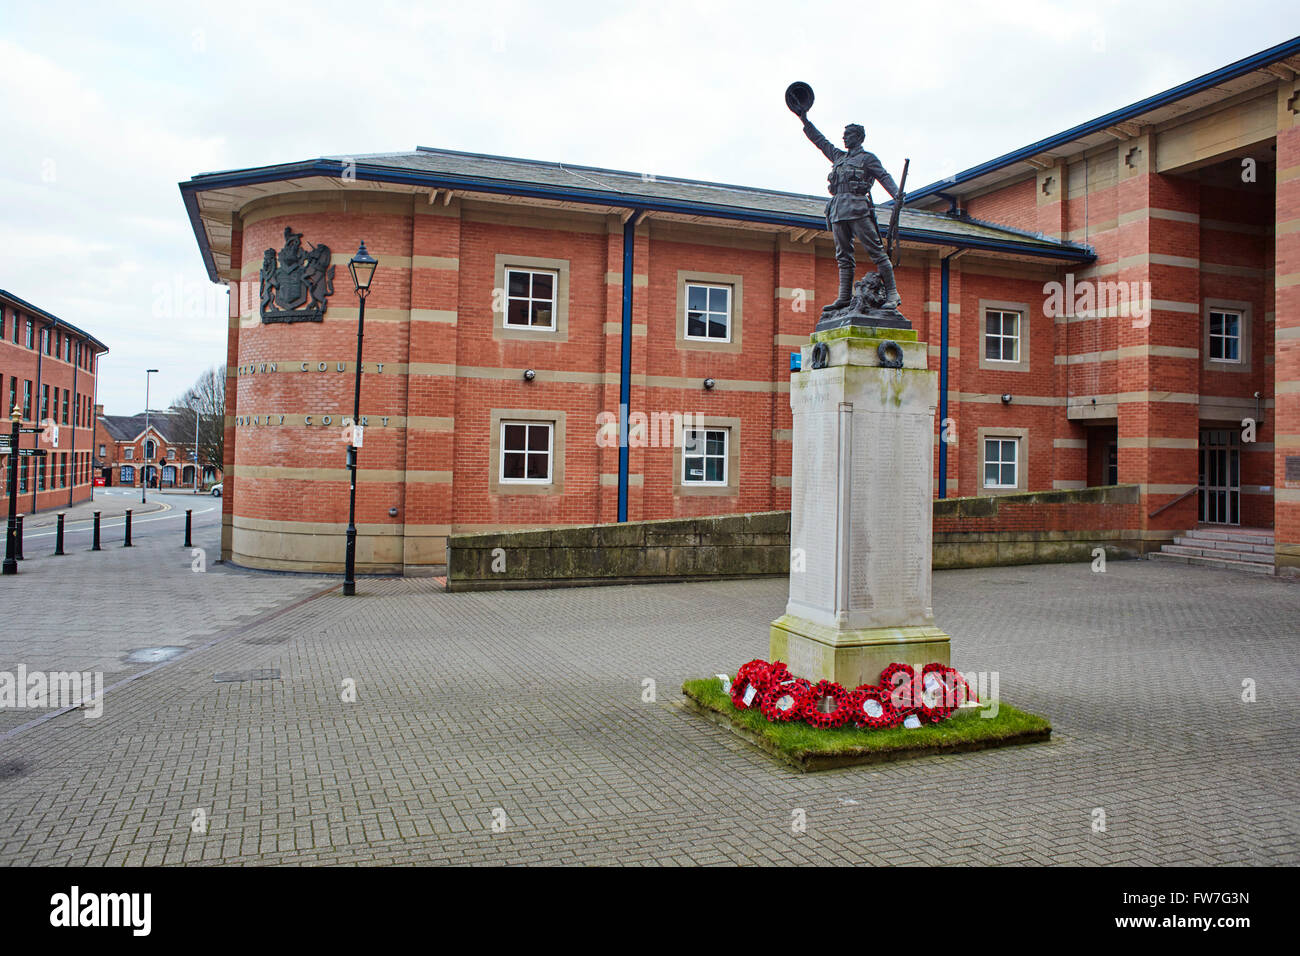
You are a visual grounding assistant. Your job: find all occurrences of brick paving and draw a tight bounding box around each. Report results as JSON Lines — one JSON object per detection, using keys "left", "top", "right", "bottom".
{"left": 0, "top": 550, "right": 1297, "bottom": 865}
{"left": 0, "top": 500, "right": 331, "bottom": 734}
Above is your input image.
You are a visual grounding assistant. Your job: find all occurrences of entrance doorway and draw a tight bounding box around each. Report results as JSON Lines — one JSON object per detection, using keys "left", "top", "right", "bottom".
{"left": 1198, "top": 429, "right": 1240, "bottom": 525}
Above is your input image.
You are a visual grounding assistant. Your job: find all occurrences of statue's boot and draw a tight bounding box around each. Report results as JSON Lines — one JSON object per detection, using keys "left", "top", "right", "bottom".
{"left": 878, "top": 259, "right": 902, "bottom": 311}
{"left": 821, "top": 266, "right": 855, "bottom": 313}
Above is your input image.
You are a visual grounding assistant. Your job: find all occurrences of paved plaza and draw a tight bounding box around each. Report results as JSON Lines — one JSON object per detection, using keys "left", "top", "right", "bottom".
{"left": 0, "top": 527, "right": 1297, "bottom": 865}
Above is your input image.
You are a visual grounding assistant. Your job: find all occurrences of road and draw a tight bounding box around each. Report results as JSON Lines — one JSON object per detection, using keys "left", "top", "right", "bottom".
{"left": 15, "top": 487, "right": 222, "bottom": 552}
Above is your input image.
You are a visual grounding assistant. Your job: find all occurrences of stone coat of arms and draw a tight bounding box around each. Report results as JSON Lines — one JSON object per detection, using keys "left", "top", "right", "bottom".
{"left": 259, "top": 227, "right": 335, "bottom": 323}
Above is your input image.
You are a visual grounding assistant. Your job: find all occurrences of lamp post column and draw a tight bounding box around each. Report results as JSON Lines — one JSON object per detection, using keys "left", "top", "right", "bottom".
{"left": 342, "top": 241, "right": 377, "bottom": 597}
{"left": 343, "top": 291, "right": 365, "bottom": 596}
{"left": 3, "top": 410, "right": 20, "bottom": 575}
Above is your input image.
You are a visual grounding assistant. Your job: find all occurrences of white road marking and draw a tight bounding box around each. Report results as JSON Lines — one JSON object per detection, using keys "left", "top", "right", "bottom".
{"left": 22, "top": 505, "right": 217, "bottom": 539}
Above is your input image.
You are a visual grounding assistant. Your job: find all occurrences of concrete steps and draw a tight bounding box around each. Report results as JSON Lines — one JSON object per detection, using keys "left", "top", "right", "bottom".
{"left": 1150, "top": 526, "right": 1275, "bottom": 575}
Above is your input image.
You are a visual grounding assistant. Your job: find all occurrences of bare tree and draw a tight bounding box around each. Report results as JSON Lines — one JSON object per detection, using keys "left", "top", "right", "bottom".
{"left": 172, "top": 365, "right": 225, "bottom": 477}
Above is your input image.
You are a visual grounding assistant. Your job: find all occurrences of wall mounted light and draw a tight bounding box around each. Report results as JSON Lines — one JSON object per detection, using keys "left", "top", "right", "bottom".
{"left": 703, "top": 378, "right": 716, "bottom": 390}
{"left": 523, "top": 369, "right": 536, "bottom": 382}
{"left": 1000, "top": 394, "right": 1013, "bottom": 405}
{"left": 388, "top": 507, "right": 398, "bottom": 517}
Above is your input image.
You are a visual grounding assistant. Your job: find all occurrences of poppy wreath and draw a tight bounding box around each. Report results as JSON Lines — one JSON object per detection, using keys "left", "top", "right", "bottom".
{"left": 802, "top": 680, "right": 854, "bottom": 729}
{"left": 731, "top": 659, "right": 771, "bottom": 710}
{"left": 916, "top": 664, "right": 979, "bottom": 722}
{"left": 762, "top": 661, "right": 793, "bottom": 692}
{"left": 916, "top": 663, "right": 960, "bottom": 722}
{"left": 723, "top": 659, "right": 965, "bottom": 729}
{"left": 917, "top": 664, "right": 957, "bottom": 723}
{"left": 879, "top": 662, "right": 920, "bottom": 718}
{"left": 848, "top": 684, "right": 899, "bottom": 729}
{"left": 760, "top": 677, "right": 812, "bottom": 722}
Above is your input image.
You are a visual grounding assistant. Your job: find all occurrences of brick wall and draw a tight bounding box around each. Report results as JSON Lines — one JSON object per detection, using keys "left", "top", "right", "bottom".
{"left": 0, "top": 302, "right": 101, "bottom": 515}
{"left": 932, "top": 484, "right": 1142, "bottom": 567}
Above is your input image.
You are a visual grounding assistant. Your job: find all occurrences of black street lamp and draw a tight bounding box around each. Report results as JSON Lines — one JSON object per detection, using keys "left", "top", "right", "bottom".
{"left": 343, "top": 241, "right": 378, "bottom": 596}
{"left": 3, "top": 405, "right": 21, "bottom": 575}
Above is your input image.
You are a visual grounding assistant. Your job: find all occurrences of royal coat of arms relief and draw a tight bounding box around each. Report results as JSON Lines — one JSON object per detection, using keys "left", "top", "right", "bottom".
{"left": 259, "top": 226, "right": 336, "bottom": 323}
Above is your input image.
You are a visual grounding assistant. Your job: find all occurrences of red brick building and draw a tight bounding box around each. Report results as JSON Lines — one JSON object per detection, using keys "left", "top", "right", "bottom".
{"left": 180, "top": 38, "right": 1300, "bottom": 576}
{"left": 0, "top": 289, "right": 108, "bottom": 515}
{"left": 94, "top": 405, "right": 222, "bottom": 490}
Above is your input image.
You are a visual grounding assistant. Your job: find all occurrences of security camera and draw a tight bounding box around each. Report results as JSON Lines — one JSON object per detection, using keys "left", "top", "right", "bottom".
{"left": 523, "top": 369, "right": 536, "bottom": 382}
{"left": 703, "top": 378, "right": 716, "bottom": 390}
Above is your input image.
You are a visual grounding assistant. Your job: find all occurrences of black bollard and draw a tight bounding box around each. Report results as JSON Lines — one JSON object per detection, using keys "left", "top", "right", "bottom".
{"left": 184, "top": 509, "right": 192, "bottom": 548}
{"left": 92, "top": 511, "right": 101, "bottom": 551}
{"left": 55, "top": 513, "right": 65, "bottom": 556}
{"left": 15, "top": 515, "right": 23, "bottom": 560}
{"left": 123, "top": 509, "right": 132, "bottom": 547}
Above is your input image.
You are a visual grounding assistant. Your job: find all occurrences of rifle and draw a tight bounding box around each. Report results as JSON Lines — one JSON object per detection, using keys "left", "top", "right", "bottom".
{"left": 886, "top": 158, "right": 910, "bottom": 268}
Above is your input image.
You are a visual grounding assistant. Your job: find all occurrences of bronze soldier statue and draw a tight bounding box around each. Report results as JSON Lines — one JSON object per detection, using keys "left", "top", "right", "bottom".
{"left": 788, "top": 84, "right": 904, "bottom": 316}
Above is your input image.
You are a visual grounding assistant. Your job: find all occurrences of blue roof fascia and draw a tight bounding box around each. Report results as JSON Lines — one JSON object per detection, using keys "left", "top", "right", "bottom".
{"left": 906, "top": 35, "right": 1300, "bottom": 203}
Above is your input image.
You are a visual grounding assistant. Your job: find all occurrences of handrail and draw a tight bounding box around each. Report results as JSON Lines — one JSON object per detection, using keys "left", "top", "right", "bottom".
{"left": 1148, "top": 485, "right": 1197, "bottom": 519}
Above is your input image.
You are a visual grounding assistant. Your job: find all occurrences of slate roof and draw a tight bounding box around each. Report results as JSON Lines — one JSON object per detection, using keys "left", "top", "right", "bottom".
{"left": 99, "top": 408, "right": 197, "bottom": 445}
{"left": 181, "top": 146, "right": 1097, "bottom": 281}
{"left": 359, "top": 146, "right": 1086, "bottom": 252}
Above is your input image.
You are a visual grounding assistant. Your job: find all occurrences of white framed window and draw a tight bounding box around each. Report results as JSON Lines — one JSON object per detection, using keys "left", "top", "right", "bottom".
{"left": 504, "top": 269, "right": 557, "bottom": 330}
{"left": 1208, "top": 309, "right": 1242, "bottom": 363}
{"left": 120, "top": 465, "right": 134, "bottom": 484}
{"left": 684, "top": 283, "right": 732, "bottom": 342}
{"left": 683, "top": 428, "right": 728, "bottom": 485}
{"left": 499, "top": 421, "right": 553, "bottom": 483}
{"left": 984, "top": 309, "right": 1020, "bottom": 363}
{"left": 124, "top": 447, "right": 134, "bottom": 460}
{"left": 144, "top": 439, "right": 156, "bottom": 459}
{"left": 983, "top": 437, "right": 1018, "bottom": 489}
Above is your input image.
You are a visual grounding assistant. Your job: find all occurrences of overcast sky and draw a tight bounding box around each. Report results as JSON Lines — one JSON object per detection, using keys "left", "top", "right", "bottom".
{"left": 0, "top": 1, "right": 1293, "bottom": 413}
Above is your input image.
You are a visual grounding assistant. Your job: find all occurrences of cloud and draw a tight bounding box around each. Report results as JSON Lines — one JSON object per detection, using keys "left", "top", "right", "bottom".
{"left": 0, "top": 0, "right": 1291, "bottom": 412}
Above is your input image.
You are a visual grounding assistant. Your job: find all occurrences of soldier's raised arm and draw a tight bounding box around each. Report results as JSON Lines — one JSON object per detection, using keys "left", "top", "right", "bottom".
{"left": 865, "top": 152, "right": 900, "bottom": 199}
{"left": 802, "top": 117, "right": 839, "bottom": 163}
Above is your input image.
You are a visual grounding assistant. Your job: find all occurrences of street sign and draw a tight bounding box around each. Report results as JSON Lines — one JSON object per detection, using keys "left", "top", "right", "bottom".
{"left": 18, "top": 427, "right": 43, "bottom": 434}
{"left": 16, "top": 448, "right": 47, "bottom": 457}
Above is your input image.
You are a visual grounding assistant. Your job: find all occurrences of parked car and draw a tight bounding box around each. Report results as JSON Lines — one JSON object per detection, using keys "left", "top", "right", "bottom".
{"left": 211, "top": 483, "right": 223, "bottom": 497}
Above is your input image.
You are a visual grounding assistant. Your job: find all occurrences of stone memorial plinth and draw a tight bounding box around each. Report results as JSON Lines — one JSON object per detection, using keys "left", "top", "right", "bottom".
{"left": 770, "top": 324, "right": 950, "bottom": 687}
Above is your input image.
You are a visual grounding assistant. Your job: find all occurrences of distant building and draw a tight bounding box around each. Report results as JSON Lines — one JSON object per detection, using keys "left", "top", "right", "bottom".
{"left": 0, "top": 288, "right": 108, "bottom": 514}
{"left": 95, "top": 405, "right": 221, "bottom": 489}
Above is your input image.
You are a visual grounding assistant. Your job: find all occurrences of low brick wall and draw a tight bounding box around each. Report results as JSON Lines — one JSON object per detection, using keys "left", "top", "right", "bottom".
{"left": 932, "top": 484, "right": 1143, "bottom": 569}
{"left": 446, "top": 486, "right": 1144, "bottom": 590}
{"left": 446, "top": 511, "right": 790, "bottom": 591}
